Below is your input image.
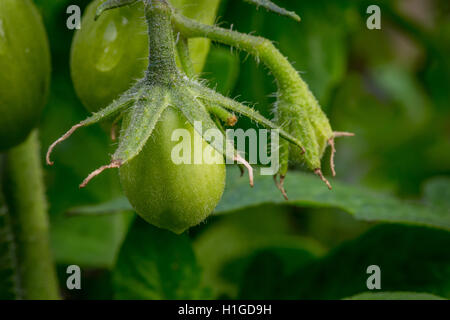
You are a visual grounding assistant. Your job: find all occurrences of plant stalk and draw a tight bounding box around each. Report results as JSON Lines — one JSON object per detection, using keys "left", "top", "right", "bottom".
{"left": 3, "top": 130, "right": 59, "bottom": 299}
{"left": 145, "top": 0, "right": 179, "bottom": 85}
{"left": 172, "top": 12, "right": 304, "bottom": 94}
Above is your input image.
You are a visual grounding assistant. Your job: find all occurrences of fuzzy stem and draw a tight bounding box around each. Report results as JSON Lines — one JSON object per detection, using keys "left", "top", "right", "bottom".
{"left": 3, "top": 131, "right": 60, "bottom": 300}
{"left": 145, "top": 0, "right": 179, "bottom": 85}
{"left": 172, "top": 13, "right": 305, "bottom": 94}
{"left": 176, "top": 35, "right": 195, "bottom": 78}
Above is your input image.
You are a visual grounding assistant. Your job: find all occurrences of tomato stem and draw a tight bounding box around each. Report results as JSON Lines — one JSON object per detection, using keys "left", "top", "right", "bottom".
{"left": 3, "top": 131, "right": 60, "bottom": 299}
{"left": 144, "top": 0, "right": 180, "bottom": 86}
{"left": 176, "top": 35, "right": 195, "bottom": 78}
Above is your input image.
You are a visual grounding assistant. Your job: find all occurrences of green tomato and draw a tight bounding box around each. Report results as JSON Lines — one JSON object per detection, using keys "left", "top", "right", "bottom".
{"left": 119, "top": 107, "right": 226, "bottom": 234}
{"left": 70, "top": 0, "right": 148, "bottom": 113}
{"left": 0, "top": 0, "right": 50, "bottom": 150}
{"left": 71, "top": 0, "right": 220, "bottom": 113}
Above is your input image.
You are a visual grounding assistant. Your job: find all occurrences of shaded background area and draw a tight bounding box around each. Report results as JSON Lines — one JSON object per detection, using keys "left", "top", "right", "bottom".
{"left": 32, "top": 0, "right": 449, "bottom": 299}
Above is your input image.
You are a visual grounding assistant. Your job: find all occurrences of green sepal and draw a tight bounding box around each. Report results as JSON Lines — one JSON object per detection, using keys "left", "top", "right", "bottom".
{"left": 81, "top": 91, "right": 135, "bottom": 126}
{"left": 172, "top": 90, "right": 235, "bottom": 160}
{"left": 243, "top": 0, "right": 300, "bottom": 22}
{"left": 95, "top": 0, "right": 138, "bottom": 20}
{"left": 113, "top": 86, "right": 170, "bottom": 164}
{"left": 46, "top": 90, "right": 134, "bottom": 165}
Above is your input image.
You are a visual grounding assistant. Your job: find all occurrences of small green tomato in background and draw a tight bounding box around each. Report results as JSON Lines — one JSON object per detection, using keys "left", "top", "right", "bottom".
{"left": 70, "top": 0, "right": 148, "bottom": 113}
{"left": 70, "top": 0, "right": 220, "bottom": 113}
{"left": 119, "top": 107, "right": 226, "bottom": 234}
{"left": 0, "top": 0, "right": 51, "bottom": 150}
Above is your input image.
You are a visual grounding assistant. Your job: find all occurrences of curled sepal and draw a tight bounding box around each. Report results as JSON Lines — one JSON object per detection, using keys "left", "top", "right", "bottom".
{"left": 328, "top": 131, "right": 355, "bottom": 176}
{"left": 235, "top": 153, "right": 254, "bottom": 187}
{"left": 95, "top": 0, "right": 138, "bottom": 20}
{"left": 212, "top": 114, "right": 249, "bottom": 183}
{"left": 46, "top": 94, "right": 133, "bottom": 165}
{"left": 274, "top": 174, "right": 288, "bottom": 200}
{"left": 243, "top": 0, "right": 300, "bottom": 22}
{"left": 112, "top": 87, "right": 170, "bottom": 164}
{"left": 80, "top": 160, "right": 122, "bottom": 188}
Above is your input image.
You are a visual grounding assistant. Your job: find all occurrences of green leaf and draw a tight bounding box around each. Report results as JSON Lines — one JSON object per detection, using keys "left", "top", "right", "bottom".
{"left": 345, "top": 292, "right": 446, "bottom": 300}
{"left": 193, "top": 206, "right": 325, "bottom": 298}
{"left": 66, "top": 197, "right": 133, "bottom": 216}
{"left": 113, "top": 217, "right": 205, "bottom": 299}
{"left": 240, "top": 224, "right": 450, "bottom": 299}
{"left": 51, "top": 212, "right": 134, "bottom": 268}
{"left": 423, "top": 177, "right": 450, "bottom": 212}
{"left": 237, "top": 247, "right": 319, "bottom": 299}
{"left": 243, "top": 0, "right": 300, "bottom": 22}
{"left": 216, "top": 170, "right": 450, "bottom": 231}
{"left": 66, "top": 170, "right": 450, "bottom": 231}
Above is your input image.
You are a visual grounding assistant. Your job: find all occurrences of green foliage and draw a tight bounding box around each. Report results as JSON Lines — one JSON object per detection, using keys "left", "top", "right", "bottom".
{"left": 217, "top": 171, "right": 450, "bottom": 230}
{"left": 193, "top": 206, "right": 325, "bottom": 298}
{"left": 239, "top": 225, "right": 450, "bottom": 299}
{"left": 424, "top": 178, "right": 450, "bottom": 212}
{"left": 20, "top": 0, "right": 450, "bottom": 300}
{"left": 113, "top": 218, "right": 205, "bottom": 299}
{"left": 69, "top": 170, "right": 450, "bottom": 231}
{"left": 345, "top": 292, "right": 445, "bottom": 300}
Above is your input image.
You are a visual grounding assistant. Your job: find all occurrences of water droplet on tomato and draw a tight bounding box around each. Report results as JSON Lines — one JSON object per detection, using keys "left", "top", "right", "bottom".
{"left": 95, "top": 21, "right": 122, "bottom": 72}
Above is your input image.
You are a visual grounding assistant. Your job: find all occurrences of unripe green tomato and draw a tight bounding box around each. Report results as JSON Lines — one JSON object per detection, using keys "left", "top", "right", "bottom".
{"left": 71, "top": 0, "right": 220, "bottom": 113}
{"left": 119, "top": 108, "right": 226, "bottom": 234}
{"left": 70, "top": 0, "right": 148, "bottom": 113}
{"left": 0, "top": 0, "right": 50, "bottom": 150}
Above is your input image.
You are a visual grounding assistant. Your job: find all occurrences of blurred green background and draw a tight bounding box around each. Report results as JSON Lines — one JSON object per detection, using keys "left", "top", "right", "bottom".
{"left": 30, "top": 0, "right": 449, "bottom": 299}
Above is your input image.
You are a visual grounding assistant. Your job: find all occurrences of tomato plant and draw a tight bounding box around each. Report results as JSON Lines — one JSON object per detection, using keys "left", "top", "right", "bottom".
{"left": 0, "top": 0, "right": 50, "bottom": 150}
{"left": 49, "top": 0, "right": 308, "bottom": 233}
{"left": 1, "top": 0, "right": 449, "bottom": 303}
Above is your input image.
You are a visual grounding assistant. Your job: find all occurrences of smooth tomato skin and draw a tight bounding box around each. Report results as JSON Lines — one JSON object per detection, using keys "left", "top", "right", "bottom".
{"left": 0, "top": 0, "right": 50, "bottom": 150}
{"left": 119, "top": 108, "right": 226, "bottom": 234}
{"left": 71, "top": 0, "right": 220, "bottom": 113}
{"left": 70, "top": 0, "right": 148, "bottom": 113}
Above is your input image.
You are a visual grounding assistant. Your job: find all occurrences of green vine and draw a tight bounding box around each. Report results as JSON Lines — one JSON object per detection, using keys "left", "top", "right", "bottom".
{"left": 3, "top": 131, "right": 59, "bottom": 300}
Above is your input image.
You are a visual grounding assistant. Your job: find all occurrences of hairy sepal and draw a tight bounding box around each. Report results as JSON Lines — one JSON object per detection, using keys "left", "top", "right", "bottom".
{"left": 95, "top": 0, "right": 138, "bottom": 20}
{"left": 243, "top": 0, "right": 300, "bottom": 22}
{"left": 113, "top": 86, "right": 170, "bottom": 164}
